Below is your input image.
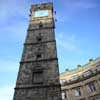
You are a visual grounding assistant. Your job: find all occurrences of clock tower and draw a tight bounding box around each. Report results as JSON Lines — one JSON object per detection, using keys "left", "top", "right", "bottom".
{"left": 13, "top": 2, "right": 62, "bottom": 100}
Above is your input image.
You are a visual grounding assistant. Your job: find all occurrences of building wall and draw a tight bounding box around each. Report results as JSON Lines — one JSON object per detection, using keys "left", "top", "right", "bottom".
{"left": 60, "top": 57, "right": 100, "bottom": 100}
{"left": 13, "top": 3, "right": 62, "bottom": 100}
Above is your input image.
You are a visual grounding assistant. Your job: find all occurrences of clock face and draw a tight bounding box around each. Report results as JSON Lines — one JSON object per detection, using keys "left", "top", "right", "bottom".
{"left": 34, "top": 10, "right": 48, "bottom": 17}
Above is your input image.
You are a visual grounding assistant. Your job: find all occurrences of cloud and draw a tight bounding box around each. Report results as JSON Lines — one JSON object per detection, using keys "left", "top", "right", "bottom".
{"left": 62, "top": 0, "right": 98, "bottom": 10}
{"left": 56, "top": 33, "right": 79, "bottom": 52}
{"left": 0, "top": 0, "right": 32, "bottom": 33}
{"left": 0, "top": 60, "right": 19, "bottom": 72}
{"left": 0, "top": 20, "right": 27, "bottom": 41}
{"left": 0, "top": 0, "right": 30, "bottom": 22}
{"left": 0, "top": 0, "right": 31, "bottom": 42}
{"left": 55, "top": 0, "right": 99, "bottom": 23}
{"left": 0, "top": 84, "right": 15, "bottom": 100}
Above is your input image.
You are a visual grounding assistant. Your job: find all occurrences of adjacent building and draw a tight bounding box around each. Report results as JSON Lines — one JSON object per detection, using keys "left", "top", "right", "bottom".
{"left": 60, "top": 57, "right": 100, "bottom": 100}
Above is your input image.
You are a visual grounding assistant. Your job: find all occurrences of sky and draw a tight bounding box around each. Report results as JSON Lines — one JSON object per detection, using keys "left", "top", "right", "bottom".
{"left": 0, "top": 0, "right": 100, "bottom": 100}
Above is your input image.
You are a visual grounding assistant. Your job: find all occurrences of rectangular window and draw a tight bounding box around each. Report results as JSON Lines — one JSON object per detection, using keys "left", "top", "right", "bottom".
{"left": 74, "top": 87, "right": 81, "bottom": 96}
{"left": 99, "top": 77, "right": 100, "bottom": 81}
{"left": 96, "top": 65, "right": 100, "bottom": 71}
{"left": 95, "top": 98, "right": 100, "bottom": 100}
{"left": 34, "top": 10, "right": 48, "bottom": 17}
{"left": 62, "top": 92, "right": 66, "bottom": 100}
{"left": 87, "top": 83, "right": 96, "bottom": 92}
{"left": 83, "top": 71, "right": 92, "bottom": 77}
{"left": 33, "top": 71, "right": 43, "bottom": 83}
{"left": 70, "top": 75, "right": 79, "bottom": 81}
{"left": 93, "top": 97, "right": 100, "bottom": 100}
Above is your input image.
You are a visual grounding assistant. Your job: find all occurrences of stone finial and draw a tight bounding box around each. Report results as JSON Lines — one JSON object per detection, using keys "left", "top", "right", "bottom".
{"left": 89, "top": 58, "right": 94, "bottom": 63}
{"left": 77, "top": 65, "right": 81, "bottom": 68}
{"left": 65, "top": 68, "right": 69, "bottom": 71}
{"left": 89, "top": 58, "right": 93, "bottom": 62}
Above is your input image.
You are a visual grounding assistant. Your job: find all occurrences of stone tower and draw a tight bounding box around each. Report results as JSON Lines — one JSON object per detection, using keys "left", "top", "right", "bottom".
{"left": 13, "top": 2, "right": 62, "bottom": 100}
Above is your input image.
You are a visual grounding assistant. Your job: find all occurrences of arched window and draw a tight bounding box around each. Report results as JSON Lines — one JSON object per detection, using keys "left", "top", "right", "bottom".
{"left": 36, "top": 53, "right": 42, "bottom": 59}
{"left": 74, "top": 87, "right": 81, "bottom": 96}
{"left": 87, "top": 82, "right": 96, "bottom": 92}
{"left": 37, "top": 37, "right": 42, "bottom": 42}
{"left": 39, "top": 22, "right": 43, "bottom": 28}
{"left": 36, "top": 33, "right": 42, "bottom": 42}
{"left": 32, "top": 71, "right": 43, "bottom": 83}
{"left": 62, "top": 92, "right": 66, "bottom": 100}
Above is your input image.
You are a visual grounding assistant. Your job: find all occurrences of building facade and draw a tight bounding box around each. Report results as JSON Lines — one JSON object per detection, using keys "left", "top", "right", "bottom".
{"left": 13, "top": 3, "right": 62, "bottom": 100}
{"left": 60, "top": 58, "right": 100, "bottom": 100}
